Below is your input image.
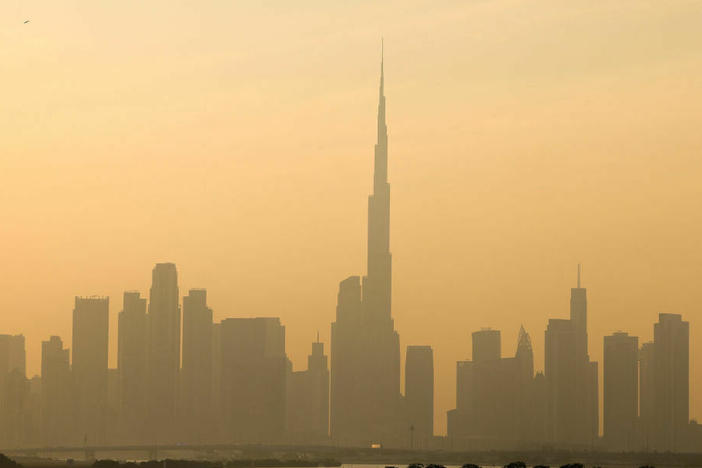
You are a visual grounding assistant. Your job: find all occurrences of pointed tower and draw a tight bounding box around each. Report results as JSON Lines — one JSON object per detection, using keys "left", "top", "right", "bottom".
{"left": 331, "top": 44, "right": 402, "bottom": 447}
{"left": 363, "top": 40, "right": 392, "bottom": 323}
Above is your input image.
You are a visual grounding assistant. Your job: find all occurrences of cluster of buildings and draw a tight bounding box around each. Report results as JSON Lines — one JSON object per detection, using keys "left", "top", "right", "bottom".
{"left": 0, "top": 54, "right": 697, "bottom": 453}
{"left": 446, "top": 278, "right": 696, "bottom": 452}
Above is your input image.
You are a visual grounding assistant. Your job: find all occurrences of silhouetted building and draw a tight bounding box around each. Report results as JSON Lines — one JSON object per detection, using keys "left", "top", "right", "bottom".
{"left": 117, "top": 291, "right": 148, "bottom": 443}
{"left": 472, "top": 329, "right": 500, "bottom": 363}
{"left": 652, "top": 313, "right": 689, "bottom": 451}
{"left": 147, "top": 263, "right": 180, "bottom": 443}
{"left": 220, "top": 317, "right": 287, "bottom": 443}
{"left": 0, "top": 335, "right": 27, "bottom": 448}
{"left": 603, "top": 331, "right": 638, "bottom": 450}
{"left": 41, "top": 336, "right": 71, "bottom": 446}
{"left": 515, "top": 326, "right": 536, "bottom": 442}
{"left": 331, "top": 48, "right": 402, "bottom": 448}
{"left": 181, "top": 288, "right": 213, "bottom": 442}
{"left": 545, "top": 268, "right": 598, "bottom": 447}
{"left": 72, "top": 296, "right": 109, "bottom": 445}
{"left": 448, "top": 328, "right": 527, "bottom": 449}
{"left": 405, "top": 345, "right": 433, "bottom": 447}
{"left": 639, "top": 341, "right": 655, "bottom": 449}
{"left": 287, "top": 336, "right": 329, "bottom": 444}
{"left": 106, "top": 368, "right": 120, "bottom": 443}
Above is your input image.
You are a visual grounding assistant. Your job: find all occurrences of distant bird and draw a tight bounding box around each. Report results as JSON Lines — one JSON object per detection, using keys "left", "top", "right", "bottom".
{"left": 24, "top": 20, "right": 30, "bottom": 24}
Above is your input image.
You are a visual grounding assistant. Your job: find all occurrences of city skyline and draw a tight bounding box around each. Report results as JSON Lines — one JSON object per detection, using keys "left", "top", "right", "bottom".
{"left": 2, "top": 1, "right": 702, "bottom": 438}
{"left": 0, "top": 55, "right": 699, "bottom": 446}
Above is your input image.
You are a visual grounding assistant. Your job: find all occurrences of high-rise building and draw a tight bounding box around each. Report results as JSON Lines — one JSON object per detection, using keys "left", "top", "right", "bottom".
{"left": 181, "top": 288, "right": 213, "bottom": 442}
{"left": 603, "top": 331, "right": 638, "bottom": 449}
{"left": 472, "top": 329, "right": 500, "bottom": 363}
{"left": 72, "top": 296, "right": 109, "bottom": 444}
{"left": 448, "top": 328, "right": 525, "bottom": 448}
{"left": 117, "top": 291, "right": 147, "bottom": 443}
{"left": 41, "top": 336, "right": 71, "bottom": 446}
{"left": 220, "top": 317, "right": 287, "bottom": 443}
{"left": 147, "top": 263, "right": 180, "bottom": 443}
{"left": 545, "top": 318, "right": 577, "bottom": 444}
{"left": 0, "top": 335, "right": 27, "bottom": 448}
{"left": 544, "top": 268, "right": 598, "bottom": 447}
{"left": 287, "top": 336, "right": 329, "bottom": 443}
{"left": 405, "top": 345, "right": 434, "bottom": 447}
{"left": 639, "top": 341, "right": 655, "bottom": 449}
{"left": 653, "top": 313, "right": 689, "bottom": 451}
{"left": 330, "top": 47, "right": 402, "bottom": 448}
{"left": 515, "top": 326, "right": 535, "bottom": 442}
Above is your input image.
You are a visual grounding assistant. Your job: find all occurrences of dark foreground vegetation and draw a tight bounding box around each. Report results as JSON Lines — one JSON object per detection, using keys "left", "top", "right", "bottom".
{"left": 93, "top": 459, "right": 341, "bottom": 468}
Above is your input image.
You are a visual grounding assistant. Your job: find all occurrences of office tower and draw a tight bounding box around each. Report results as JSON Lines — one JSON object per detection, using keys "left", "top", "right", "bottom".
{"left": 639, "top": 341, "right": 655, "bottom": 449}
{"left": 515, "top": 326, "right": 535, "bottom": 442}
{"left": 603, "top": 332, "right": 638, "bottom": 450}
{"left": 570, "top": 265, "right": 598, "bottom": 445}
{"left": 147, "top": 263, "right": 180, "bottom": 443}
{"left": 117, "top": 291, "right": 147, "bottom": 443}
{"left": 544, "top": 268, "right": 598, "bottom": 447}
{"left": 106, "top": 368, "right": 120, "bottom": 443}
{"left": 211, "top": 322, "right": 222, "bottom": 441}
{"left": 0, "top": 335, "right": 26, "bottom": 378}
{"left": 220, "top": 317, "right": 287, "bottom": 443}
{"left": 545, "top": 318, "right": 577, "bottom": 444}
{"left": 330, "top": 48, "right": 402, "bottom": 447}
{"left": 0, "top": 335, "right": 27, "bottom": 448}
{"left": 447, "top": 328, "right": 522, "bottom": 448}
{"left": 287, "top": 336, "right": 330, "bottom": 443}
{"left": 405, "top": 345, "right": 434, "bottom": 447}
{"left": 25, "top": 375, "right": 42, "bottom": 446}
{"left": 653, "top": 313, "right": 689, "bottom": 451}
{"left": 72, "top": 296, "right": 109, "bottom": 444}
{"left": 472, "top": 329, "right": 501, "bottom": 362}
{"left": 41, "top": 336, "right": 71, "bottom": 446}
{"left": 181, "top": 289, "right": 213, "bottom": 442}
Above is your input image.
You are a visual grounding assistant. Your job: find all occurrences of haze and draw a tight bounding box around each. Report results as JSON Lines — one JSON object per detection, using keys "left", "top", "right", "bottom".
{"left": 1, "top": 0, "right": 702, "bottom": 435}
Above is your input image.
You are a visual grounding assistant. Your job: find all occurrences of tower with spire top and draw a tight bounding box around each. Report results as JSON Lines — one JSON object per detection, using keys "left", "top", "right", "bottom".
{"left": 331, "top": 45, "right": 402, "bottom": 447}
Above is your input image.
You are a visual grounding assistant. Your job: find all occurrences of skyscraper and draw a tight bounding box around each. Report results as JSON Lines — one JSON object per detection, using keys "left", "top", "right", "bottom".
{"left": 287, "top": 336, "right": 329, "bottom": 443}
{"left": 603, "top": 331, "right": 638, "bottom": 450}
{"left": 639, "top": 341, "right": 655, "bottom": 449}
{"left": 330, "top": 47, "right": 402, "bottom": 447}
{"left": 545, "top": 318, "right": 577, "bottom": 444}
{"left": 405, "top": 345, "right": 434, "bottom": 447}
{"left": 544, "top": 267, "right": 598, "bottom": 447}
{"left": 117, "top": 291, "right": 148, "bottom": 443}
{"left": 653, "top": 313, "right": 689, "bottom": 451}
{"left": 72, "top": 296, "right": 109, "bottom": 444}
{"left": 147, "top": 263, "right": 180, "bottom": 443}
{"left": 41, "top": 336, "right": 71, "bottom": 446}
{"left": 0, "top": 335, "right": 27, "bottom": 448}
{"left": 220, "top": 317, "right": 287, "bottom": 443}
{"left": 472, "top": 329, "right": 501, "bottom": 363}
{"left": 181, "top": 288, "right": 213, "bottom": 442}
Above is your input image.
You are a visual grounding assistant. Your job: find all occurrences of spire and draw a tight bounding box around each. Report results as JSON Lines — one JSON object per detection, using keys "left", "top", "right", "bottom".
{"left": 374, "top": 38, "right": 387, "bottom": 188}
{"left": 577, "top": 264, "right": 581, "bottom": 288}
{"left": 380, "top": 37, "right": 384, "bottom": 97}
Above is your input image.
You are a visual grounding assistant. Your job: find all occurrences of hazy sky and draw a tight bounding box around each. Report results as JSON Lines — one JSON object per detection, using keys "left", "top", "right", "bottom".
{"left": 2, "top": 0, "right": 702, "bottom": 434}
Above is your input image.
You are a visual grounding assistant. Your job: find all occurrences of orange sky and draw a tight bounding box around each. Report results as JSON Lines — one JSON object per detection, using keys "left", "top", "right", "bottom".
{"left": 1, "top": 0, "right": 702, "bottom": 435}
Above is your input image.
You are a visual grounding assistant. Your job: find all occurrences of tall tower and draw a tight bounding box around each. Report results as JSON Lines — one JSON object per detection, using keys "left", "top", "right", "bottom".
{"left": 118, "top": 291, "right": 148, "bottom": 443}
{"left": 181, "top": 288, "right": 213, "bottom": 442}
{"left": 72, "top": 296, "right": 109, "bottom": 445}
{"left": 405, "top": 346, "right": 434, "bottom": 447}
{"left": 603, "top": 331, "right": 638, "bottom": 450}
{"left": 331, "top": 46, "right": 401, "bottom": 447}
{"left": 363, "top": 41, "right": 392, "bottom": 324}
{"left": 652, "top": 313, "right": 689, "bottom": 451}
{"left": 147, "top": 263, "right": 180, "bottom": 443}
